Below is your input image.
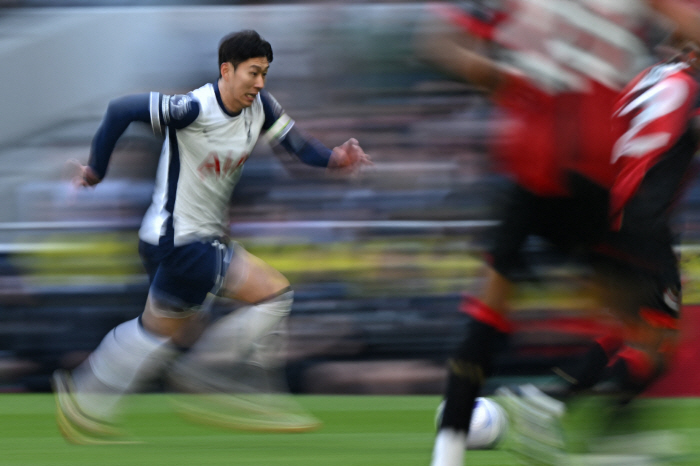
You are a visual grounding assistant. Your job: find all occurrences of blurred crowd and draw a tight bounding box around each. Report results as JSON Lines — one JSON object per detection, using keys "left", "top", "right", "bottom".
{"left": 1, "top": 2, "right": 700, "bottom": 396}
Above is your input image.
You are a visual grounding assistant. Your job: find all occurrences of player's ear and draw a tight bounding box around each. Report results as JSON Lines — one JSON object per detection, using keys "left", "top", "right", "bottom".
{"left": 220, "top": 62, "right": 233, "bottom": 79}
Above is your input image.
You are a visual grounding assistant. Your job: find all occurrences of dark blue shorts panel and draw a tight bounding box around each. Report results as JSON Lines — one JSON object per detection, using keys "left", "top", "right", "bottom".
{"left": 139, "top": 239, "right": 231, "bottom": 309}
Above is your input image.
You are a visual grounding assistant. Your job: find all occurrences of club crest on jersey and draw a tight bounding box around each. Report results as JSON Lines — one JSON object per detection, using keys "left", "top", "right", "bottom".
{"left": 245, "top": 118, "right": 252, "bottom": 144}
{"left": 197, "top": 151, "right": 248, "bottom": 179}
{"left": 170, "top": 94, "right": 192, "bottom": 120}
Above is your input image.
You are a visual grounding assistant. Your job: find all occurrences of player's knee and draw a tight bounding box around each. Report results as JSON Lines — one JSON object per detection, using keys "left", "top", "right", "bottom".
{"left": 449, "top": 318, "right": 511, "bottom": 380}
{"left": 265, "top": 267, "right": 290, "bottom": 295}
{"left": 243, "top": 266, "right": 289, "bottom": 302}
{"left": 257, "top": 287, "right": 294, "bottom": 320}
{"left": 223, "top": 248, "right": 289, "bottom": 302}
{"left": 142, "top": 295, "right": 200, "bottom": 338}
{"left": 455, "top": 297, "right": 511, "bottom": 363}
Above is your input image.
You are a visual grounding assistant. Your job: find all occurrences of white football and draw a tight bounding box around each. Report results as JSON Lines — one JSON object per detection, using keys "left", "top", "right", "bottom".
{"left": 435, "top": 397, "right": 509, "bottom": 450}
{"left": 466, "top": 397, "right": 508, "bottom": 449}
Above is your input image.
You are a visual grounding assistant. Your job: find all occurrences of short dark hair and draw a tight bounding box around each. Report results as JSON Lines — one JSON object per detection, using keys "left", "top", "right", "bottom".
{"left": 218, "top": 30, "right": 273, "bottom": 70}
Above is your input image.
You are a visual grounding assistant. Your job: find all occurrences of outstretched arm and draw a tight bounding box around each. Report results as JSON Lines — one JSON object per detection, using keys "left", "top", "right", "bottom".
{"left": 261, "top": 90, "right": 371, "bottom": 173}
{"left": 74, "top": 92, "right": 199, "bottom": 187}
{"left": 80, "top": 93, "right": 152, "bottom": 186}
{"left": 414, "top": 3, "right": 508, "bottom": 95}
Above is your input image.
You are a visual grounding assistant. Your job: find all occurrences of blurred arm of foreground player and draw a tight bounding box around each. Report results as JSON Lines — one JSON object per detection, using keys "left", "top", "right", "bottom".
{"left": 413, "top": 4, "right": 510, "bottom": 95}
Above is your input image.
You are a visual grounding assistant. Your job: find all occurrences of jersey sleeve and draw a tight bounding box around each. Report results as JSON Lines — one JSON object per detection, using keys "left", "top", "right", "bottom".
{"left": 88, "top": 92, "right": 200, "bottom": 180}
{"left": 149, "top": 92, "right": 200, "bottom": 136}
{"left": 610, "top": 68, "right": 699, "bottom": 226}
{"left": 260, "top": 90, "right": 332, "bottom": 167}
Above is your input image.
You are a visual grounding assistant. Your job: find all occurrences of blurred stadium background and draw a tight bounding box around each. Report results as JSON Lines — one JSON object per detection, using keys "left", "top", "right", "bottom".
{"left": 1, "top": 1, "right": 700, "bottom": 397}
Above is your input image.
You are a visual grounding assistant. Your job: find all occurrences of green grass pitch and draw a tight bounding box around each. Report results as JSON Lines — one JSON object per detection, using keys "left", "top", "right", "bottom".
{"left": 1, "top": 394, "right": 700, "bottom": 466}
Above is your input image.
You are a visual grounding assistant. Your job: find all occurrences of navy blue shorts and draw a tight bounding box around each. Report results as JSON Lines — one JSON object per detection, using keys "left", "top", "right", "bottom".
{"left": 139, "top": 238, "right": 234, "bottom": 310}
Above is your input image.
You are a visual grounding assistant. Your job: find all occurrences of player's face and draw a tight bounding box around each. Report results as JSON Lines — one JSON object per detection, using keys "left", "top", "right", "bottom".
{"left": 219, "top": 57, "right": 269, "bottom": 113}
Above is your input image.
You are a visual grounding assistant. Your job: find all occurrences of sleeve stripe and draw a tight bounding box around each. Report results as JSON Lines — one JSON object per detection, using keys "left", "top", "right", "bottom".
{"left": 161, "top": 94, "right": 171, "bottom": 126}
{"left": 262, "top": 113, "right": 294, "bottom": 145}
{"left": 149, "top": 92, "right": 163, "bottom": 136}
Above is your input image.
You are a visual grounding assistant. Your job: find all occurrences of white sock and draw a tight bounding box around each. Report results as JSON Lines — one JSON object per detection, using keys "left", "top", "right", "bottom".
{"left": 168, "top": 291, "right": 293, "bottom": 393}
{"left": 72, "top": 317, "right": 176, "bottom": 420}
{"left": 189, "top": 290, "right": 292, "bottom": 363}
{"left": 431, "top": 428, "right": 467, "bottom": 466}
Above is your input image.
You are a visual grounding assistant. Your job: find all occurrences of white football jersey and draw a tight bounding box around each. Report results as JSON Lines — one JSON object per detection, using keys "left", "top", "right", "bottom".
{"left": 139, "top": 83, "right": 266, "bottom": 246}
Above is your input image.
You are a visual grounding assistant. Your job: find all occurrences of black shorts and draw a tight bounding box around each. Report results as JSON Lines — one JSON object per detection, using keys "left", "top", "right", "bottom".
{"left": 590, "top": 135, "right": 696, "bottom": 320}
{"left": 488, "top": 173, "right": 609, "bottom": 280}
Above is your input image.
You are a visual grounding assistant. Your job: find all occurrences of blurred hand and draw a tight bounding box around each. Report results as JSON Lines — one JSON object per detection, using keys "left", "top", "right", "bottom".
{"left": 67, "top": 159, "right": 101, "bottom": 188}
{"left": 327, "top": 138, "right": 372, "bottom": 176}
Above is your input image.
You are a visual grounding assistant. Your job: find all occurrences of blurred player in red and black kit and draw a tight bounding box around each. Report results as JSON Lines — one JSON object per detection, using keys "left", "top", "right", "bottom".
{"left": 417, "top": 0, "right": 700, "bottom": 464}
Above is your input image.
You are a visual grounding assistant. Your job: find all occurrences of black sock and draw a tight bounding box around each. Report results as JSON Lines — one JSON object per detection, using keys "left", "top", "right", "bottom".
{"left": 439, "top": 313, "right": 509, "bottom": 432}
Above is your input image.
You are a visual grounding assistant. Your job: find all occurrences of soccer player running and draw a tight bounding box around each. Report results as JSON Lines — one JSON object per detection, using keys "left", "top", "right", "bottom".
{"left": 52, "top": 29, "right": 371, "bottom": 444}
{"left": 418, "top": 1, "right": 700, "bottom": 465}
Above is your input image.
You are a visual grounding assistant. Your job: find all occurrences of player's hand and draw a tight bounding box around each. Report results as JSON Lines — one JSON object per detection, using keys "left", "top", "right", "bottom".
{"left": 327, "top": 138, "right": 373, "bottom": 176}
{"left": 67, "top": 159, "right": 101, "bottom": 188}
